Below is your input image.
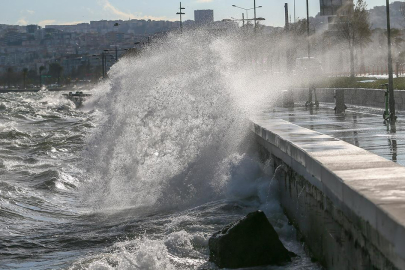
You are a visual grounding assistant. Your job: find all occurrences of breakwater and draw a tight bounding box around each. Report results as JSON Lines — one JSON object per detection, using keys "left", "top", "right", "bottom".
{"left": 252, "top": 117, "right": 405, "bottom": 269}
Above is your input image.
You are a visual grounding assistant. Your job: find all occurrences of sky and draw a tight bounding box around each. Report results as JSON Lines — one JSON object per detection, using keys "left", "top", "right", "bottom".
{"left": 0, "top": 0, "right": 397, "bottom": 28}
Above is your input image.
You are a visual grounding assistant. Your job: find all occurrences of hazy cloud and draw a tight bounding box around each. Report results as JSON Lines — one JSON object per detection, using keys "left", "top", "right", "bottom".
{"left": 38, "top": 19, "right": 56, "bottom": 26}
{"left": 17, "top": 18, "right": 28, "bottom": 25}
{"left": 62, "top": 20, "right": 85, "bottom": 25}
{"left": 17, "top": 9, "right": 36, "bottom": 25}
{"left": 102, "top": 0, "right": 171, "bottom": 21}
{"left": 103, "top": 0, "right": 135, "bottom": 19}
{"left": 37, "top": 20, "right": 85, "bottom": 27}
{"left": 196, "top": 0, "right": 214, "bottom": 2}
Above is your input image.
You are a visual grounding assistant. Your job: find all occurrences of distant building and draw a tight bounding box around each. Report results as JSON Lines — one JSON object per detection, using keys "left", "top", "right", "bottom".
{"left": 4, "top": 30, "right": 26, "bottom": 46}
{"left": 194, "top": 10, "right": 214, "bottom": 26}
{"left": 319, "top": 0, "right": 351, "bottom": 16}
{"left": 105, "top": 31, "right": 124, "bottom": 43}
{"left": 26, "top": 25, "right": 40, "bottom": 34}
{"left": 369, "top": 1, "right": 404, "bottom": 29}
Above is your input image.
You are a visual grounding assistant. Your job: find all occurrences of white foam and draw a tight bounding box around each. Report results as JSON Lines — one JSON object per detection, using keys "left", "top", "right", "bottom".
{"left": 80, "top": 31, "right": 264, "bottom": 211}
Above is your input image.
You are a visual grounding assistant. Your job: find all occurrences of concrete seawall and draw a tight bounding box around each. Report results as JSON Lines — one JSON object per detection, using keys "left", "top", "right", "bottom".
{"left": 291, "top": 88, "right": 405, "bottom": 110}
{"left": 252, "top": 116, "right": 405, "bottom": 269}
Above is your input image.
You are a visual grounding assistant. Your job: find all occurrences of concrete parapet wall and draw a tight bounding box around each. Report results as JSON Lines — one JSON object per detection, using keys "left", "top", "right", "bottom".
{"left": 291, "top": 88, "right": 405, "bottom": 110}
{"left": 252, "top": 117, "right": 405, "bottom": 270}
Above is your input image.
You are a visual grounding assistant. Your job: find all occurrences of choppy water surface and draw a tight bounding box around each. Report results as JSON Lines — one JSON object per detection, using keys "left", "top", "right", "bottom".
{"left": 0, "top": 30, "right": 321, "bottom": 270}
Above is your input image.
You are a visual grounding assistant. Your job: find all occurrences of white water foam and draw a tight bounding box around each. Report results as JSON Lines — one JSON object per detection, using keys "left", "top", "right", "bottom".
{"left": 73, "top": 30, "right": 322, "bottom": 270}
{"left": 80, "top": 30, "right": 275, "bottom": 211}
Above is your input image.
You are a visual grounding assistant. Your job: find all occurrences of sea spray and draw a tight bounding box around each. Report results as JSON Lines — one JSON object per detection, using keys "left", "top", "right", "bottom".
{"left": 70, "top": 30, "right": 323, "bottom": 269}
{"left": 80, "top": 30, "right": 260, "bottom": 212}
{"left": 0, "top": 35, "right": 323, "bottom": 268}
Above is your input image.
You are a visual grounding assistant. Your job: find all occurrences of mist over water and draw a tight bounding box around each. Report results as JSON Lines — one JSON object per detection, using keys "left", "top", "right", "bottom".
{"left": 1, "top": 29, "right": 322, "bottom": 270}
{"left": 81, "top": 30, "right": 289, "bottom": 212}
{"left": 68, "top": 29, "right": 322, "bottom": 269}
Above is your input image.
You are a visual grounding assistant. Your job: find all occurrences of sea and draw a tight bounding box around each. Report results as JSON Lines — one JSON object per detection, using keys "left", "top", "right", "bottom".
{"left": 0, "top": 30, "right": 322, "bottom": 270}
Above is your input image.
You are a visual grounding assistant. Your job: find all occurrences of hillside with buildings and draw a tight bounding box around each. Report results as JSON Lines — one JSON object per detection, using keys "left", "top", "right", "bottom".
{"left": 369, "top": 1, "right": 404, "bottom": 29}
{"left": 0, "top": 9, "right": 241, "bottom": 87}
{"left": 0, "top": 1, "right": 404, "bottom": 88}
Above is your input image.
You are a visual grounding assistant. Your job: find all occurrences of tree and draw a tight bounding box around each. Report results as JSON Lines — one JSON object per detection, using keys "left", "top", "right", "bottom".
{"left": 389, "top": 28, "right": 404, "bottom": 53}
{"left": 401, "top": 3, "right": 405, "bottom": 22}
{"left": 48, "top": 63, "right": 63, "bottom": 85}
{"left": 353, "top": 0, "right": 372, "bottom": 73}
{"left": 335, "top": 0, "right": 371, "bottom": 77}
{"left": 22, "top": 68, "right": 28, "bottom": 89}
{"left": 39, "top": 66, "right": 46, "bottom": 87}
{"left": 290, "top": 18, "right": 308, "bottom": 36}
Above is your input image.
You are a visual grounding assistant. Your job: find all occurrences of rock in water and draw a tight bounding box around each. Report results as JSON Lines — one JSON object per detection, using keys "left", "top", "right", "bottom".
{"left": 209, "top": 210, "right": 292, "bottom": 268}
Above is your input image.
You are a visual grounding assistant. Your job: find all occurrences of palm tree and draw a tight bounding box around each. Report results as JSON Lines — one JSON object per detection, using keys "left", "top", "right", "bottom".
{"left": 22, "top": 68, "right": 28, "bottom": 89}
{"left": 39, "top": 66, "right": 45, "bottom": 87}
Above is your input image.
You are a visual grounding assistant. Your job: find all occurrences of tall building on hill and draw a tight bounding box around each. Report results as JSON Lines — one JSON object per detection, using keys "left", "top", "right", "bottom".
{"left": 194, "top": 10, "right": 214, "bottom": 25}
{"left": 26, "top": 25, "right": 40, "bottom": 34}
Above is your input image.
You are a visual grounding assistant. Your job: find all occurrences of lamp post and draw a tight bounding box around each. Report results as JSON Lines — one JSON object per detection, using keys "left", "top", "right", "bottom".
{"left": 110, "top": 23, "right": 120, "bottom": 62}
{"left": 306, "top": 0, "right": 310, "bottom": 58}
{"left": 91, "top": 52, "right": 117, "bottom": 79}
{"left": 103, "top": 48, "right": 131, "bottom": 65}
{"left": 254, "top": 0, "right": 257, "bottom": 28}
{"left": 304, "top": 0, "right": 316, "bottom": 107}
{"left": 386, "top": 0, "right": 396, "bottom": 124}
{"left": 134, "top": 35, "right": 151, "bottom": 47}
{"left": 176, "top": 2, "right": 185, "bottom": 33}
{"left": 102, "top": 51, "right": 116, "bottom": 78}
{"left": 232, "top": 5, "right": 262, "bottom": 25}
{"left": 101, "top": 52, "right": 105, "bottom": 79}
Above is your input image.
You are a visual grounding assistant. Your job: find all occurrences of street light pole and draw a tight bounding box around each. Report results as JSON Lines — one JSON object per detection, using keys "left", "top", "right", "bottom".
{"left": 254, "top": 0, "right": 257, "bottom": 29}
{"left": 101, "top": 52, "right": 105, "bottom": 79}
{"left": 176, "top": 2, "right": 185, "bottom": 33}
{"left": 284, "top": 3, "right": 289, "bottom": 31}
{"left": 305, "top": 0, "right": 314, "bottom": 107}
{"left": 104, "top": 53, "right": 107, "bottom": 78}
{"left": 386, "top": 0, "right": 396, "bottom": 123}
{"left": 232, "top": 5, "right": 249, "bottom": 20}
{"left": 306, "top": 0, "right": 310, "bottom": 58}
{"left": 232, "top": 5, "right": 262, "bottom": 28}
{"left": 113, "top": 23, "right": 119, "bottom": 62}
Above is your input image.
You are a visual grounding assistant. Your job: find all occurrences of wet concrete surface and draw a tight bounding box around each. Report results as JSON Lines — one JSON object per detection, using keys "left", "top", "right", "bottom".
{"left": 252, "top": 109, "right": 405, "bottom": 269}
{"left": 267, "top": 103, "right": 405, "bottom": 166}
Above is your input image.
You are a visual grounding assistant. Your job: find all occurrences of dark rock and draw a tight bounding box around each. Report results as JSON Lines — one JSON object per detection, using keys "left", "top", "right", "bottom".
{"left": 208, "top": 210, "right": 292, "bottom": 269}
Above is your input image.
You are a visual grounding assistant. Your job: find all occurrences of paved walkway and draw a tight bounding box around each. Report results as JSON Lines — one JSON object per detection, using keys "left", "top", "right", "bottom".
{"left": 267, "top": 103, "right": 405, "bottom": 166}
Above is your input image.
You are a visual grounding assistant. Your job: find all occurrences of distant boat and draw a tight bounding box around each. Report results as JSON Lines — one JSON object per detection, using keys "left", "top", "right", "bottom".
{"left": 63, "top": 91, "right": 91, "bottom": 108}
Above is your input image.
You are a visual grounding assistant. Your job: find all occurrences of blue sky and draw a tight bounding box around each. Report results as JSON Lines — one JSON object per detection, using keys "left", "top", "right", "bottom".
{"left": 0, "top": 0, "right": 395, "bottom": 27}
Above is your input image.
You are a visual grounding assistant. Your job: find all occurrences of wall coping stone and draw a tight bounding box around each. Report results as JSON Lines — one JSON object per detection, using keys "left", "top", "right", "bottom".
{"left": 251, "top": 116, "right": 405, "bottom": 269}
